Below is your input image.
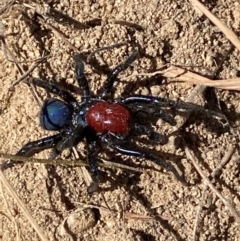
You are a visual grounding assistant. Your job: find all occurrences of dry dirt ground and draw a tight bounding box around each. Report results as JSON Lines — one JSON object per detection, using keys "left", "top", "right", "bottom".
{"left": 0, "top": 0, "right": 240, "bottom": 240}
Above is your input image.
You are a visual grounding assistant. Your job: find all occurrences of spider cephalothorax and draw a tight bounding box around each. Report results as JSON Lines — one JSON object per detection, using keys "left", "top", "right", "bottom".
{"left": 7, "top": 50, "right": 225, "bottom": 192}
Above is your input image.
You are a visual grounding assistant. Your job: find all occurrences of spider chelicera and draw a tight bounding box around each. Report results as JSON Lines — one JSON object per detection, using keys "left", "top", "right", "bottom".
{"left": 7, "top": 50, "right": 225, "bottom": 192}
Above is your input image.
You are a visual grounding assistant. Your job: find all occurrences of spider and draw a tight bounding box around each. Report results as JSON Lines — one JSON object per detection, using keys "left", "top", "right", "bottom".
{"left": 6, "top": 50, "right": 225, "bottom": 192}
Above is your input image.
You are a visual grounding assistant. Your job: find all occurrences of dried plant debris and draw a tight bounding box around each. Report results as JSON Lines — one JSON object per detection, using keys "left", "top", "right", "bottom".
{"left": 0, "top": 1, "right": 240, "bottom": 241}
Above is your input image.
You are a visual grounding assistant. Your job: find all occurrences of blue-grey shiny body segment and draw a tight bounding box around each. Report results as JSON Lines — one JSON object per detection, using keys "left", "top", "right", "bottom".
{"left": 40, "top": 98, "right": 73, "bottom": 130}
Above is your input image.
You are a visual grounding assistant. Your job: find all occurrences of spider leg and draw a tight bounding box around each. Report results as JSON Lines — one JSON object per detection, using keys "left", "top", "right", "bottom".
{"left": 2, "top": 134, "right": 62, "bottom": 169}
{"left": 151, "top": 109, "right": 177, "bottom": 126}
{"left": 100, "top": 50, "right": 139, "bottom": 98}
{"left": 85, "top": 129, "right": 100, "bottom": 193}
{"left": 129, "top": 104, "right": 177, "bottom": 126}
{"left": 17, "top": 134, "right": 62, "bottom": 156}
{"left": 52, "top": 126, "right": 86, "bottom": 157}
{"left": 72, "top": 54, "right": 91, "bottom": 101}
{"left": 133, "top": 123, "right": 168, "bottom": 145}
{"left": 102, "top": 136, "right": 187, "bottom": 185}
{"left": 122, "top": 95, "right": 225, "bottom": 119}
{"left": 48, "top": 127, "right": 100, "bottom": 193}
{"left": 31, "top": 78, "right": 78, "bottom": 108}
{"left": 122, "top": 95, "right": 175, "bottom": 106}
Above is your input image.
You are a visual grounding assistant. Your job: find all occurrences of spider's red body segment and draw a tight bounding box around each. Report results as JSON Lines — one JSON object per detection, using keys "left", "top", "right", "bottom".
{"left": 86, "top": 102, "right": 130, "bottom": 133}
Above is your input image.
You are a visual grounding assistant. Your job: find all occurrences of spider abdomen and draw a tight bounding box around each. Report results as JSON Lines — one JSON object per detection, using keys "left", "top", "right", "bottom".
{"left": 86, "top": 102, "right": 130, "bottom": 133}
{"left": 40, "top": 98, "right": 72, "bottom": 131}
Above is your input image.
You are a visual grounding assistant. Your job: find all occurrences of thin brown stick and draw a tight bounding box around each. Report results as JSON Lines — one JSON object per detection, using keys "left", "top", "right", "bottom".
{"left": 87, "top": 41, "right": 129, "bottom": 62}
{"left": 1, "top": 33, "right": 22, "bottom": 73}
{"left": 101, "top": 158, "right": 143, "bottom": 173}
{"left": 73, "top": 201, "right": 152, "bottom": 220}
{"left": 174, "top": 84, "right": 206, "bottom": 131}
{"left": 0, "top": 181, "right": 20, "bottom": 240}
{"left": 72, "top": 147, "right": 93, "bottom": 188}
{"left": 114, "top": 20, "right": 144, "bottom": 31}
{"left": 0, "top": 30, "right": 43, "bottom": 106}
{"left": 0, "top": 0, "right": 15, "bottom": 15}
{"left": 100, "top": 191, "right": 112, "bottom": 212}
{"left": 191, "top": 146, "right": 236, "bottom": 241}
{"left": 0, "top": 168, "right": 48, "bottom": 241}
{"left": 0, "top": 152, "right": 143, "bottom": 173}
{"left": 38, "top": 17, "right": 79, "bottom": 53}
{"left": 123, "top": 212, "right": 153, "bottom": 220}
{"left": 23, "top": 3, "right": 90, "bottom": 30}
{"left": 10, "top": 55, "right": 48, "bottom": 89}
{"left": 209, "top": 146, "right": 236, "bottom": 179}
{"left": 73, "top": 202, "right": 111, "bottom": 213}
{"left": 126, "top": 66, "right": 240, "bottom": 91}
{"left": 162, "top": 66, "right": 240, "bottom": 91}
{"left": 190, "top": 0, "right": 240, "bottom": 51}
{"left": 185, "top": 147, "right": 240, "bottom": 225}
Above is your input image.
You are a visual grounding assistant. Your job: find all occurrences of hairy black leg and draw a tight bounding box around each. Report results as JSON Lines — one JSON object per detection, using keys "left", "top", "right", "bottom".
{"left": 72, "top": 54, "right": 91, "bottom": 101}
{"left": 101, "top": 50, "right": 139, "bottom": 98}
{"left": 122, "top": 95, "right": 226, "bottom": 119}
{"left": 102, "top": 136, "right": 186, "bottom": 185}
{"left": 2, "top": 134, "right": 62, "bottom": 169}
{"left": 122, "top": 95, "right": 175, "bottom": 106}
{"left": 129, "top": 104, "right": 177, "bottom": 126}
{"left": 17, "top": 134, "right": 62, "bottom": 156}
{"left": 52, "top": 126, "right": 85, "bottom": 158}
{"left": 86, "top": 130, "right": 100, "bottom": 193}
{"left": 133, "top": 123, "right": 168, "bottom": 145}
{"left": 31, "top": 78, "right": 78, "bottom": 108}
{"left": 152, "top": 109, "right": 177, "bottom": 126}
{"left": 43, "top": 127, "right": 98, "bottom": 192}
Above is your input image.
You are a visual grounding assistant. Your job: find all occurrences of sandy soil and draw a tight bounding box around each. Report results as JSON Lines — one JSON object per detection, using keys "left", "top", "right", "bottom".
{"left": 0, "top": 0, "right": 240, "bottom": 240}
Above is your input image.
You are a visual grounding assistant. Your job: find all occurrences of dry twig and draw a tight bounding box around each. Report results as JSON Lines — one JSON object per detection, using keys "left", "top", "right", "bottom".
{"left": 191, "top": 146, "right": 236, "bottom": 241}
{"left": 37, "top": 17, "right": 80, "bottom": 52}
{"left": 185, "top": 147, "right": 240, "bottom": 225}
{"left": 0, "top": 167, "right": 48, "bottom": 241}
{"left": 0, "top": 0, "right": 15, "bottom": 15}
{"left": 0, "top": 28, "right": 43, "bottom": 106}
{"left": 126, "top": 66, "right": 240, "bottom": 91}
{"left": 87, "top": 41, "right": 129, "bottom": 62}
{"left": 190, "top": 0, "right": 240, "bottom": 51}
{"left": 9, "top": 55, "right": 48, "bottom": 89}
{"left": 72, "top": 147, "right": 93, "bottom": 189}
{"left": 114, "top": 19, "right": 144, "bottom": 31}
{"left": 0, "top": 152, "right": 143, "bottom": 173}
{"left": 74, "top": 201, "right": 152, "bottom": 221}
{"left": 0, "top": 181, "right": 20, "bottom": 240}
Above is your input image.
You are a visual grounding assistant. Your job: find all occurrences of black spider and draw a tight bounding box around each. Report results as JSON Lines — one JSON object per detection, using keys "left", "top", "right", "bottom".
{"left": 7, "top": 50, "right": 224, "bottom": 192}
